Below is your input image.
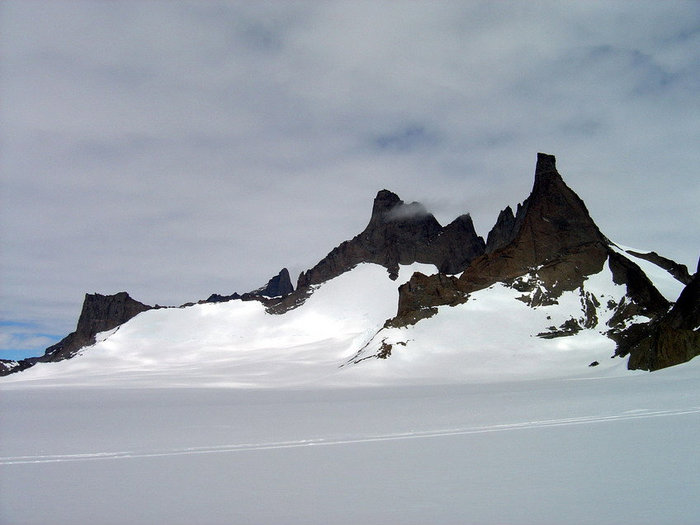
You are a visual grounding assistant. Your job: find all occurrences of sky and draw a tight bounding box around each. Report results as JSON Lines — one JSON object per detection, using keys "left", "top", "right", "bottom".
{"left": 1, "top": 1, "right": 698, "bottom": 361}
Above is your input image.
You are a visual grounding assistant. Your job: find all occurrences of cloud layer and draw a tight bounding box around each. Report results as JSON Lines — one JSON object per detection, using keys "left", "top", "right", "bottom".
{"left": 1, "top": 1, "right": 698, "bottom": 358}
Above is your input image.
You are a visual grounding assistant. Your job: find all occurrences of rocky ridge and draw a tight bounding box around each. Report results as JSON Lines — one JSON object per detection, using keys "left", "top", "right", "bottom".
{"left": 357, "top": 154, "right": 695, "bottom": 370}
{"left": 2, "top": 153, "right": 696, "bottom": 377}
{"left": 296, "top": 190, "right": 485, "bottom": 287}
{"left": 0, "top": 269, "right": 296, "bottom": 376}
{"left": 0, "top": 292, "right": 153, "bottom": 376}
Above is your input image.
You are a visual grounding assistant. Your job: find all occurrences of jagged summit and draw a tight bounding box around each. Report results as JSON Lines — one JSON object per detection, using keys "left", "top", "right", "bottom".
{"left": 368, "top": 189, "right": 404, "bottom": 222}
{"left": 510, "top": 152, "right": 606, "bottom": 263}
{"left": 533, "top": 151, "right": 558, "bottom": 180}
{"left": 37, "top": 292, "right": 152, "bottom": 366}
{"left": 387, "top": 153, "right": 693, "bottom": 370}
{"left": 297, "top": 188, "right": 484, "bottom": 287}
{"left": 261, "top": 267, "right": 294, "bottom": 297}
{"left": 485, "top": 205, "right": 515, "bottom": 253}
{"left": 483, "top": 152, "right": 606, "bottom": 264}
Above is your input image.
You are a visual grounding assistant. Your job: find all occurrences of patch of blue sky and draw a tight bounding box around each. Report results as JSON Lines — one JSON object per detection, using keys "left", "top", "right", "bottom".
{"left": 0, "top": 321, "right": 59, "bottom": 361}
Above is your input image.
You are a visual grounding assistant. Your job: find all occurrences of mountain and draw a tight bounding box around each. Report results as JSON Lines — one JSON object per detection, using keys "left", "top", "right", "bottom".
{"left": 297, "top": 188, "right": 485, "bottom": 287}
{"left": 0, "top": 292, "right": 152, "bottom": 376}
{"left": 0, "top": 268, "right": 295, "bottom": 376}
{"left": 1, "top": 153, "right": 696, "bottom": 383}
{"left": 352, "top": 154, "right": 694, "bottom": 371}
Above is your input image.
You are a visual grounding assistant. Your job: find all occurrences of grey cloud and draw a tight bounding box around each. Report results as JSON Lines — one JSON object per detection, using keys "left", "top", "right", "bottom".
{"left": 1, "top": 1, "right": 698, "bottom": 359}
{"left": 385, "top": 202, "right": 432, "bottom": 222}
{"left": 373, "top": 125, "right": 439, "bottom": 153}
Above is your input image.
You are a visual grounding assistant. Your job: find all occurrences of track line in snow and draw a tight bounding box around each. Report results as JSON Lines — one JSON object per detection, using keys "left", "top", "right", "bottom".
{"left": 2, "top": 406, "right": 699, "bottom": 465}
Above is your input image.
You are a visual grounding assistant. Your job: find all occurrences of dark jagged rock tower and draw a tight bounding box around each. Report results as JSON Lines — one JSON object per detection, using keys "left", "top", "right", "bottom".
{"left": 297, "top": 189, "right": 485, "bottom": 287}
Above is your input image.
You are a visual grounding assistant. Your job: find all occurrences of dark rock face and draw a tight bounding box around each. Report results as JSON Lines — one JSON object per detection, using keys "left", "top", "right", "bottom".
{"left": 0, "top": 359, "right": 33, "bottom": 376}
{"left": 396, "top": 153, "right": 611, "bottom": 320}
{"left": 204, "top": 268, "right": 294, "bottom": 305}
{"left": 205, "top": 292, "right": 242, "bottom": 303}
{"left": 297, "top": 189, "right": 485, "bottom": 288}
{"left": 500, "top": 153, "right": 607, "bottom": 267}
{"left": 42, "top": 292, "right": 153, "bottom": 362}
{"left": 607, "top": 250, "right": 669, "bottom": 320}
{"left": 625, "top": 250, "right": 692, "bottom": 285}
{"left": 258, "top": 268, "right": 294, "bottom": 298}
{"left": 434, "top": 214, "right": 487, "bottom": 274}
{"left": 615, "top": 270, "right": 699, "bottom": 371}
{"left": 0, "top": 292, "right": 152, "bottom": 377}
{"left": 485, "top": 206, "right": 516, "bottom": 253}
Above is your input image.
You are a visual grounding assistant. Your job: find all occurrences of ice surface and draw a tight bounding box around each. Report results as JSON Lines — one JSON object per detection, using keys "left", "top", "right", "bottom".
{"left": 2, "top": 361, "right": 700, "bottom": 524}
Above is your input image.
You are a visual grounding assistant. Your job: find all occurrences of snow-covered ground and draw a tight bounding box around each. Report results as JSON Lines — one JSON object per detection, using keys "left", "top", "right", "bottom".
{"left": 2, "top": 363, "right": 700, "bottom": 524}
{"left": 2, "top": 257, "right": 698, "bottom": 524}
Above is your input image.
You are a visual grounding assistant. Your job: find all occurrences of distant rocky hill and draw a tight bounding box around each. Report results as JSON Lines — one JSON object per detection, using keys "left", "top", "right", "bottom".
{"left": 0, "top": 292, "right": 152, "bottom": 375}
{"left": 0, "top": 268, "right": 295, "bottom": 376}
{"left": 2, "top": 153, "right": 696, "bottom": 378}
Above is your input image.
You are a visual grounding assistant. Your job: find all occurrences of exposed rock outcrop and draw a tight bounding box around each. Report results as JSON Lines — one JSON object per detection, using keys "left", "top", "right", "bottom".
{"left": 607, "top": 250, "right": 670, "bottom": 320}
{"left": 204, "top": 268, "right": 294, "bottom": 305}
{"left": 205, "top": 292, "right": 242, "bottom": 303}
{"left": 255, "top": 268, "right": 294, "bottom": 298}
{"left": 42, "top": 292, "right": 153, "bottom": 362}
{"left": 485, "top": 206, "right": 516, "bottom": 253}
{"left": 0, "top": 359, "right": 32, "bottom": 376}
{"left": 614, "top": 268, "right": 699, "bottom": 370}
{"left": 625, "top": 250, "right": 692, "bottom": 285}
{"left": 297, "top": 189, "right": 485, "bottom": 288}
{"left": 0, "top": 292, "right": 152, "bottom": 376}
{"left": 395, "top": 153, "right": 611, "bottom": 320}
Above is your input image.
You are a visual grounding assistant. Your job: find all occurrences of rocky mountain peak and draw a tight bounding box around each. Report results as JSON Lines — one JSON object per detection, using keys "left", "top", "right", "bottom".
{"left": 534, "top": 152, "right": 558, "bottom": 181}
{"left": 395, "top": 153, "right": 613, "bottom": 320}
{"left": 0, "top": 292, "right": 153, "bottom": 377}
{"left": 293, "top": 188, "right": 484, "bottom": 291}
{"left": 46, "top": 292, "right": 153, "bottom": 362}
{"left": 369, "top": 189, "right": 403, "bottom": 224}
{"left": 615, "top": 270, "right": 700, "bottom": 371}
{"left": 485, "top": 205, "right": 516, "bottom": 253}
{"left": 364, "top": 189, "right": 440, "bottom": 239}
{"left": 508, "top": 152, "right": 606, "bottom": 267}
{"left": 259, "top": 268, "right": 294, "bottom": 297}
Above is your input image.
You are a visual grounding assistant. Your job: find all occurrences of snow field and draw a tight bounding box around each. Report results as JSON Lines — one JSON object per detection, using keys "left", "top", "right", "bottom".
{"left": 2, "top": 362, "right": 700, "bottom": 524}
{"left": 1, "top": 264, "right": 437, "bottom": 388}
{"left": 349, "top": 258, "right": 648, "bottom": 383}
{"left": 2, "top": 249, "right": 686, "bottom": 388}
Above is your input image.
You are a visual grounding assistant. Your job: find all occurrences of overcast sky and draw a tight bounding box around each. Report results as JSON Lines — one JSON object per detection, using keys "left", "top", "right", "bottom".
{"left": 1, "top": 1, "right": 698, "bottom": 360}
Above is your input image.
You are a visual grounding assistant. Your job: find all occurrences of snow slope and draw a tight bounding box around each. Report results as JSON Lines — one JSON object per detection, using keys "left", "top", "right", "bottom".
{"left": 2, "top": 247, "right": 690, "bottom": 388}
{"left": 609, "top": 242, "right": 686, "bottom": 301}
{"left": 348, "top": 258, "right": 650, "bottom": 382}
{"left": 1, "top": 264, "right": 437, "bottom": 388}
